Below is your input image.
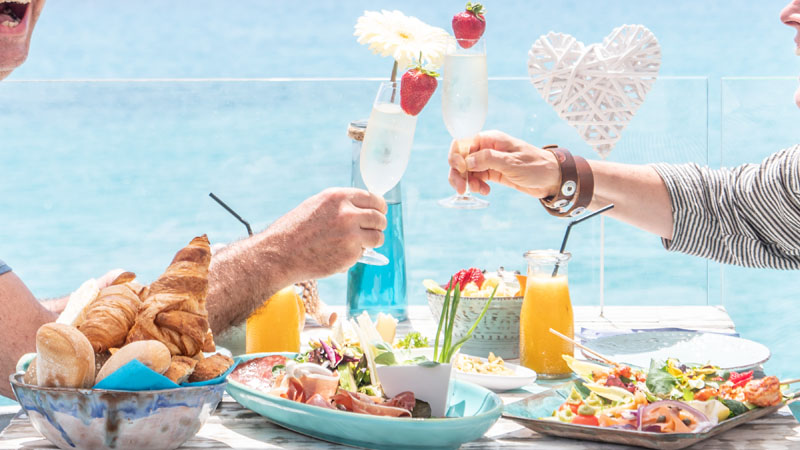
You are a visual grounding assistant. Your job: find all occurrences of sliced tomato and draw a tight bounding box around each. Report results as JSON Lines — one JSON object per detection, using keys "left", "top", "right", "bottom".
{"left": 572, "top": 414, "right": 599, "bottom": 426}
{"left": 729, "top": 370, "right": 753, "bottom": 388}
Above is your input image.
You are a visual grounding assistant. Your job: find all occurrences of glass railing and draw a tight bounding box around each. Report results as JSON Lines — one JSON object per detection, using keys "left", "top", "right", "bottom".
{"left": 720, "top": 76, "right": 799, "bottom": 374}
{"left": 1, "top": 77, "right": 710, "bottom": 309}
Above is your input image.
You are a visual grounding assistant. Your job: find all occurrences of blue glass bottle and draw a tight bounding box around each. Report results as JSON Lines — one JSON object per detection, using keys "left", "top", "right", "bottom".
{"left": 346, "top": 120, "right": 408, "bottom": 321}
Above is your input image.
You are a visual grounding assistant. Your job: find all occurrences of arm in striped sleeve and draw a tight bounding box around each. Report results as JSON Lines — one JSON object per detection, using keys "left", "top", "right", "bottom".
{"left": 650, "top": 145, "right": 800, "bottom": 269}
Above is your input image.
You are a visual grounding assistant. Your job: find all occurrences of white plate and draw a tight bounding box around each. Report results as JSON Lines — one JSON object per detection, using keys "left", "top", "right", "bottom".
{"left": 454, "top": 355, "right": 537, "bottom": 392}
{"left": 583, "top": 331, "right": 771, "bottom": 370}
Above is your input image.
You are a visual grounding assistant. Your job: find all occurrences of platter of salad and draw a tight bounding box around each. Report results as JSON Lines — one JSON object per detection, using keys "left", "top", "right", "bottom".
{"left": 503, "top": 355, "right": 796, "bottom": 449}
{"left": 225, "top": 313, "right": 503, "bottom": 449}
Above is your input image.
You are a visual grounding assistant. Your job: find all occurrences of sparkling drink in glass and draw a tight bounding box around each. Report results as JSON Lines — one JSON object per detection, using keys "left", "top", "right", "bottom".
{"left": 357, "top": 81, "right": 418, "bottom": 265}
{"left": 439, "top": 37, "right": 489, "bottom": 209}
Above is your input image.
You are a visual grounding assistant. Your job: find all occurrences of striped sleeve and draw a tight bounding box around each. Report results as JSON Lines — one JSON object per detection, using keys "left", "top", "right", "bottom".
{"left": 650, "top": 145, "right": 800, "bottom": 269}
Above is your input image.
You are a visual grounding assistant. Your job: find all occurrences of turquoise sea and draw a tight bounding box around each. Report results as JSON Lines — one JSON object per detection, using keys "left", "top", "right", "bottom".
{"left": 2, "top": 0, "right": 799, "bottom": 405}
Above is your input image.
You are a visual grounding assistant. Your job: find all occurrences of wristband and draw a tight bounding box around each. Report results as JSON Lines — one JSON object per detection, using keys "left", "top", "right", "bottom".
{"left": 539, "top": 145, "right": 595, "bottom": 217}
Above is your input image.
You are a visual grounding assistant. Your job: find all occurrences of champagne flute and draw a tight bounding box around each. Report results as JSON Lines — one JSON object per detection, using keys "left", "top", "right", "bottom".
{"left": 439, "top": 36, "right": 489, "bottom": 209}
{"left": 357, "top": 81, "right": 418, "bottom": 266}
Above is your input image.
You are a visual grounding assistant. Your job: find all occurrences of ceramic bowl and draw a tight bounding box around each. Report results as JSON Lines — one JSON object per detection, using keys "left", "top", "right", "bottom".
{"left": 427, "top": 291, "right": 523, "bottom": 359}
{"left": 9, "top": 373, "right": 225, "bottom": 450}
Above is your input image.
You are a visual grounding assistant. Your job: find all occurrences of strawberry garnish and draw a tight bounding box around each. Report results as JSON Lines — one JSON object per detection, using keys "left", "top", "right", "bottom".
{"left": 452, "top": 2, "right": 486, "bottom": 49}
{"left": 400, "top": 64, "right": 438, "bottom": 116}
{"left": 445, "top": 267, "right": 485, "bottom": 290}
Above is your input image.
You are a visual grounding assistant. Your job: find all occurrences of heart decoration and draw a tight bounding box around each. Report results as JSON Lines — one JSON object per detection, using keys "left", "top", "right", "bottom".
{"left": 527, "top": 25, "right": 661, "bottom": 158}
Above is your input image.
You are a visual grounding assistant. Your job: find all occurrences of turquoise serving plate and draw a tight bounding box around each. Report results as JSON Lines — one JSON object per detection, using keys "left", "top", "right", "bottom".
{"left": 226, "top": 353, "right": 503, "bottom": 450}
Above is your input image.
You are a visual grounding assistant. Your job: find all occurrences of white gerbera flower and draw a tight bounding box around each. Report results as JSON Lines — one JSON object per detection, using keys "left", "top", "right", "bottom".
{"left": 354, "top": 10, "right": 451, "bottom": 71}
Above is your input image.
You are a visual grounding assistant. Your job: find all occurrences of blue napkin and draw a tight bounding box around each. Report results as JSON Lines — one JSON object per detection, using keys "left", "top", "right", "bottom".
{"left": 94, "top": 360, "right": 179, "bottom": 391}
{"left": 93, "top": 357, "right": 240, "bottom": 391}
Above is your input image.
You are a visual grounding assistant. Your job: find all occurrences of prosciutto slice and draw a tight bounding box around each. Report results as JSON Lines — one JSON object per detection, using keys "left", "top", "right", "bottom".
{"left": 280, "top": 362, "right": 339, "bottom": 405}
{"left": 332, "top": 391, "right": 412, "bottom": 417}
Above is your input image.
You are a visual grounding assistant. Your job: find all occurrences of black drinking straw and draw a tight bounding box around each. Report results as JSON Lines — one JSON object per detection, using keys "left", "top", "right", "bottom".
{"left": 552, "top": 204, "right": 615, "bottom": 277}
{"left": 209, "top": 192, "right": 253, "bottom": 236}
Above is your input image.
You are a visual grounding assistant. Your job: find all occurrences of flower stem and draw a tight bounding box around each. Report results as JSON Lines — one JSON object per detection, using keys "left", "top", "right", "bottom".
{"left": 390, "top": 60, "right": 398, "bottom": 103}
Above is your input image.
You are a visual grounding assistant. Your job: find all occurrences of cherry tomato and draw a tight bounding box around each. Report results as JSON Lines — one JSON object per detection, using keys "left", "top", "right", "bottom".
{"left": 572, "top": 414, "right": 600, "bottom": 426}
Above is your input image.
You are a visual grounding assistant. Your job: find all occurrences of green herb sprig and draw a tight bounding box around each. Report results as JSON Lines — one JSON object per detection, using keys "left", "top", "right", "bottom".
{"left": 433, "top": 279, "right": 496, "bottom": 363}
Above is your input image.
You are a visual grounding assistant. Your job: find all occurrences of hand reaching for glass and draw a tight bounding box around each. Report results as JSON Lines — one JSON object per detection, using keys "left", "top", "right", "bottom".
{"left": 447, "top": 130, "right": 560, "bottom": 199}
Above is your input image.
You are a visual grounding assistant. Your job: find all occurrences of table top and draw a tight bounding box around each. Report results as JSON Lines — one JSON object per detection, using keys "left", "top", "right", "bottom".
{"left": 2, "top": 304, "right": 799, "bottom": 449}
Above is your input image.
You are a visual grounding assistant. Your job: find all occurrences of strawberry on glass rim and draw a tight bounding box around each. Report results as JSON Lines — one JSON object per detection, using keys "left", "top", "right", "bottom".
{"left": 400, "top": 62, "right": 439, "bottom": 116}
{"left": 452, "top": 2, "right": 486, "bottom": 49}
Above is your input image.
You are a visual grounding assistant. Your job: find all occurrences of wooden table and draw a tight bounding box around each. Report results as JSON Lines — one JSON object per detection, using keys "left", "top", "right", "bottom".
{"left": 2, "top": 305, "right": 799, "bottom": 449}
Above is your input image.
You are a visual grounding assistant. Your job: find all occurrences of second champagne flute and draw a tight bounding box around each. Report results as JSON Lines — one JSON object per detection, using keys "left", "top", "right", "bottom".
{"left": 357, "top": 81, "right": 418, "bottom": 266}
{"left": 439, "top": 36, "right": 489, "bottom": 209}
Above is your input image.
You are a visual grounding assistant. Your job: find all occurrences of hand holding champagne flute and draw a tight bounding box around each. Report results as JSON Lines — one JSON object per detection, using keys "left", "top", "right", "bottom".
{"left": 439, "top": 36, "right": 489, "bottom": 209}
{"left": 357, "top": 81, "right": 419, "bottom": 266}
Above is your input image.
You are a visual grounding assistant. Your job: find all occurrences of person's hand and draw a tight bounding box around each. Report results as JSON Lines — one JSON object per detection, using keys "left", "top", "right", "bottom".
{"left": 448, "top": 130, "right": 561, "bottom": 199}
{"left": 267, "top": 188, "right": 388, "bottom": 281}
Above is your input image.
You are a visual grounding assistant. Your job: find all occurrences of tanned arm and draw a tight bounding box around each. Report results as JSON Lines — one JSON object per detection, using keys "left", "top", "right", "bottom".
{"left": 206, "top": 188, "right": 387, "bottom": 335}
{"left": 448, "top": 130, "right": 675, "bottom": 240}
{"left": 0, "top": 272, "right": 56, "bottom": 399}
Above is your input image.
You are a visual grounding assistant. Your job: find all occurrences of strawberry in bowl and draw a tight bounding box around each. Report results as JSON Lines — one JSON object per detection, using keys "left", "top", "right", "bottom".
{"left": 423, "top": 268, "right": 524, "bottom": 359}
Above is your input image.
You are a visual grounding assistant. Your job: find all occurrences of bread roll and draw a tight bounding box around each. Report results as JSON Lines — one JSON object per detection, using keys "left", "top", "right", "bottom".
{"left": 36, "top": 323, "right": 95, "bottom": 388}
{"left": 188, "top": 353, "right": 234, "bottom": 382}
{"left": 163, "top": 356, "right": 198, "bottom": 384}
{"left": 23, "top": 358, "right": 38, "bottom": 385}
{"left": 96, "top": 340, "right": 171, "bottom": 383}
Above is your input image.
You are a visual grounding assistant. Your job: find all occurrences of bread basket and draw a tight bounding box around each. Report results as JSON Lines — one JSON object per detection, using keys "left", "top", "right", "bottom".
{"left": 9, "top": 373, "right": 225, "bottom": 450}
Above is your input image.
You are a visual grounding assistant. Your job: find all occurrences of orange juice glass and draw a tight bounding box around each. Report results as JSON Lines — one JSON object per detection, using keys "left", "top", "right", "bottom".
{"left": 519, "top": 250, "right": 573, "bottom": 378}
{"left": 246, "top": 285, "right": 305, "bottom": 353}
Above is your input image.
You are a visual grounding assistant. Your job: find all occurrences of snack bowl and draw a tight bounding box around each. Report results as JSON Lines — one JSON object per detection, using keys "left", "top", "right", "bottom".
{"left": 426, "top": 290, "right": 523, "bottom": 359}
{"left": 9, "top": 373, "right": 225, "bottom": 450}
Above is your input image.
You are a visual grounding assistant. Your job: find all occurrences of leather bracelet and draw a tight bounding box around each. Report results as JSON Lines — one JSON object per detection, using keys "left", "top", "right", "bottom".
{"left": 539, "top": 146, "right": 595, "bottom": 218}
{"left": 539, "top": 145, "right": 578, "bottom": 216}
{"left": 565, "top": 155, "right": 595, "bottom": 217}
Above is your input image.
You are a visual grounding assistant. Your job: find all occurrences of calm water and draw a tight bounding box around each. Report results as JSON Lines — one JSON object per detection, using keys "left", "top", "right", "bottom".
{"left": 1, "top": 1, "right": 799, "bottom": 405}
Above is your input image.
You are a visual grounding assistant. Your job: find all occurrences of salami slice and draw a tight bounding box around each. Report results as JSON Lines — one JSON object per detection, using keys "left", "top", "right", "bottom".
{"left": 229, "top": 355, "right": 288, "bottom": 392}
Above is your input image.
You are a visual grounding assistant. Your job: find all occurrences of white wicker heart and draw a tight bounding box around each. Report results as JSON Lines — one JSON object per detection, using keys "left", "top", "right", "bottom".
{"left": 527, "top": 25, "right": 661, "bottom": 158}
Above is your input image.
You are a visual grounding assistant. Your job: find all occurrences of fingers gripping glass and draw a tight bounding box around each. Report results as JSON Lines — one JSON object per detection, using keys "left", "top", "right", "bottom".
{"left": 439, "top": 37, "right": 489, "bottom": 210}
{"left": 357, "top": 81, "right": 418, "bottom": 266}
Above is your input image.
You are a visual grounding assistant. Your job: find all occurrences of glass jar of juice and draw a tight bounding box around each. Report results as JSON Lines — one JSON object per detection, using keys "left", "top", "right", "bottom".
{"left": 519, "top": 250, "right": 573, "bottom": 378}
{"left": 246, "top": 285, "right": 305, "bottom": 353}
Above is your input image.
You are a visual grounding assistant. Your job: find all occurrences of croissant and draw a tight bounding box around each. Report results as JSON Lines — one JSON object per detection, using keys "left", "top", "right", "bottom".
{"left": 126, "top": 235, "right": 212, "bottom": 356}
{"left": 76, "top": 272, "right": 143, "bottom": 353}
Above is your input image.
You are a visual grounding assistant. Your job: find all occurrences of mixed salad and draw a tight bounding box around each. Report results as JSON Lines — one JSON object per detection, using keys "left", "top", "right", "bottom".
{"left": 545, "top": 356, "right": 785, "bottom": 433}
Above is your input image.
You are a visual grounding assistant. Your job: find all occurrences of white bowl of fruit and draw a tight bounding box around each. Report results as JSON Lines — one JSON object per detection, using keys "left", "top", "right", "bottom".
{"left": 423, "top": 268, "right": 524, "bottom": 359}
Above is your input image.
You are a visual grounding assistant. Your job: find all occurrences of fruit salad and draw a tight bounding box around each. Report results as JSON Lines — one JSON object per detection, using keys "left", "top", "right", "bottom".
{"left": 423, "top": 267, "right": 522, "bottom": 297}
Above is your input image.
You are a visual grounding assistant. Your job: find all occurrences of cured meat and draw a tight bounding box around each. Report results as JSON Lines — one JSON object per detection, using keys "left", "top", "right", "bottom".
{"left": 332, "top": 391, "right": 412, "bottom": 417}
{"left": 229, "top": 355, "right": 288, "bottom": 392}
{"left": 279, "top": 362, "right": 339, "bottom": 404}
{"left": 306, "top": 393, "right": 336, "bottom": 409}
{"left": 384, "top": 391, "right": 416, "bottom": 411}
